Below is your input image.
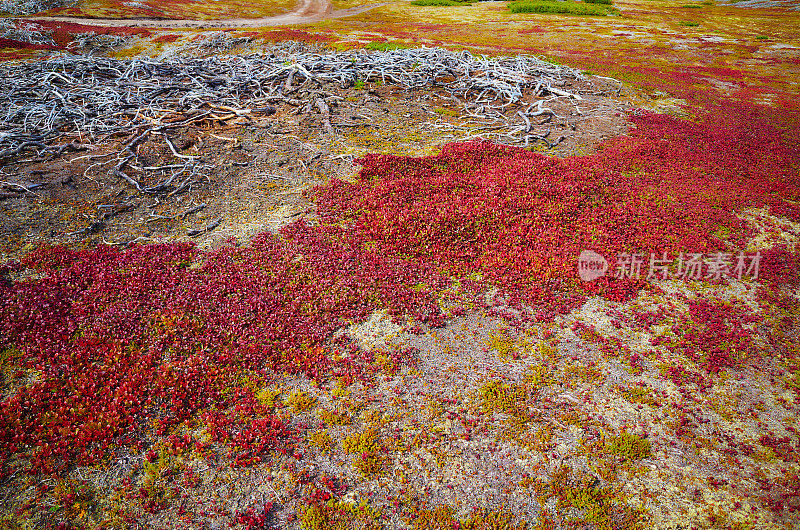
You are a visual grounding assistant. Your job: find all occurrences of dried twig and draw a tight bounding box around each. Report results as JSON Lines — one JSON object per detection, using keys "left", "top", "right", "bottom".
{"left": 187, "top": 217, "right": 222, "bottom": 237}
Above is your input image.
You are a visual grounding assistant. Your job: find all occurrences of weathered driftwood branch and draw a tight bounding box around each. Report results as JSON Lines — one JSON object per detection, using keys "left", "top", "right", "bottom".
{"left": 315, "top": 97, "right": 334, "bottom": 135}
{"left": 0, "top": 179, "right": 42, "bottom": 197}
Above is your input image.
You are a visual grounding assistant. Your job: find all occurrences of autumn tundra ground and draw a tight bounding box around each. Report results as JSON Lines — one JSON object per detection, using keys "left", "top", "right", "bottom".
{"left": 0, "top": 0, "right": 799, "bottom": 528}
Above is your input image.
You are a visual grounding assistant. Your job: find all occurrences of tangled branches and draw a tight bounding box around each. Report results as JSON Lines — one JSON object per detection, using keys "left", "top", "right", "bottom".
{"left": 0, "top": 0, "right": 74, "bottom": 16}
{"left": 0, "top": 17, "right": 56, "bottom": 46}
{"left": 0, "top": 43, "right": 592, "bottom": 160}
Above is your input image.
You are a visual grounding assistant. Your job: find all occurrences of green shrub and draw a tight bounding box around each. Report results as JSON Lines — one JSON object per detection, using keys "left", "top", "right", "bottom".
{"left": 509, "top": 0, "right": 608, "bottom": 15}
{"left": 585, "top": 0, "right": 612, "bottom": 4}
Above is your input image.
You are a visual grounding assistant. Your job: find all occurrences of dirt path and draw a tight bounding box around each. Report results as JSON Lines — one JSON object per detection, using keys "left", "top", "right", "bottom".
{"left": 25, "top": 0, "right": 384, "bottom": 28}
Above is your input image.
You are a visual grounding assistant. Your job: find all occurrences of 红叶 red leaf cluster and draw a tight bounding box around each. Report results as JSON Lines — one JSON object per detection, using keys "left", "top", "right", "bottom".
{"left": 0, "top": 231, "right": 441, "bottom": 477}
{"left": 315, "top": 109, "right": 799, "bottom": 314}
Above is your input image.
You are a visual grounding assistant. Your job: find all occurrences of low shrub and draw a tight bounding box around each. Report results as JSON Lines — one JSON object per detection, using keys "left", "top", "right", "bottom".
{"left": 509, "top": 0, "right": 608, "bottom": 15}
{"left": 608, "top": 432, "right": 652, "bottom": 460}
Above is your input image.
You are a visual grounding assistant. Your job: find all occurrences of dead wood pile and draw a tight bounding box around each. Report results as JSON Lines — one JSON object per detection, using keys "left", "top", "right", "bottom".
{"left": 0, "top": 42, "right": 612, "bottom": 237}
{"left": 0, "top": 42, "right": 592, "bottom": 160}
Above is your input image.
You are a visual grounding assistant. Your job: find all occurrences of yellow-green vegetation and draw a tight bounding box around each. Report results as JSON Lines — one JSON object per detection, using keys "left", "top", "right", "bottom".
{"left": 318, "top": 406, "right": 352, "bottom": 425}
{"left": 560, "top": 410, "right": 585, "bottom": 426}
{"left": 49, "top": 0, "right": 293, "bottom": 20}
{"left": 784, "top": 367, "right": 800, "bottom": 392}
{"left": 461, "top": 510, "right": 526, "bottom": 529}
{"left": 409, "top": 505, "right": 458, "bottom": 529}
{"left": 409, "top": 506, "right": 527, "bottom": 530}
{"left": 256, "top": 386, "right": 283, "bottom": 408}
{"left": 300, "top": 499, "right": 382, "bottom": 530}
{"left": 563, "top": 486, "right": 613, "bottom": 528}
{"left": 411, "top": 0, "right": 471, "bottom": 5}
{"left": 332, "top": 379, "right": 352, "bottom": 398}
{"left": 48, "top": 478, "right": 100, "bottom": 526}
{"left": 621, "top": 386, "right": 659, "bottom": 406}
{"left": 363, "top": 41, "right": 410, "bottom": 51}
{"left": 425, "top": 395, "right": 445, "bottom": 420}
{"left": 477, "top": 380, "right": 526, "bottom": 415}
{"left": 308, "top": 429, "right": 333, "bottom": 453}
{"left": 0, "top": 346, "right": 19, "bottom": 368}
{"left": 361, "top": 408, "right": 389, "bottom": 426}
{"left": 487, "top": 330, "right": 526, "bottom": 359}
{"left": 564, "top": 363, "right": 603, "bottom": 385}
{"left": 536, "top": 339, "right": 558, "bottom": 359}
{"left": 352, "top": 450, "right": 386, "bottom": 478}
{"left": 433, "top": 106, "right": 460, "bottom": 117}
{"left": 607, "top": 432, "right": 652, "bottom": 461}
{"left": 500, "top": 412, "right": 550, "bottom": 449}
{"left": 343, "top": 427, "right": 385, "bottom": 478}
{"left": 343, "top": 428, "right": 381, "bottom": 454}
{"left": 709, "top": 397, "right": 738, "bottom": 422}
{"left": 0, "top": 346, "right": 23, "bottom": 394}
{"left": 524, "top": 364, "right": 553, "bottom": 388}
{"left": 509, "top": 0, "right": 611, "bottom": 15}
{"left": 286, "top": 389, "right": 318, "bottom": 412}
{"left": 533, "top": 467, "right": 647, "bottom": 529}
{"left": 139, "top": 448, "right": 178, "bottom": 506}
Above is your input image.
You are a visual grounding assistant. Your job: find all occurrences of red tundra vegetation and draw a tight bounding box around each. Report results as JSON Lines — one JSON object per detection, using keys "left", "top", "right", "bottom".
{"left": 0, "top": 99, "right": 799, "bottom": 525}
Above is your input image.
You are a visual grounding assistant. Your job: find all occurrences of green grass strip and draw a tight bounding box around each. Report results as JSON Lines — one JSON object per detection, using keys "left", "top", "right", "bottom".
{"left": 509, "top": 0, "right": 608, "bottom": 15}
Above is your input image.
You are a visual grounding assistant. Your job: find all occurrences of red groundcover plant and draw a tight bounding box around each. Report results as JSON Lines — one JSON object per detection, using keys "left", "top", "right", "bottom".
{"left": 0, "top": 232, "right": 444, "bottom": 477}
{"left": 316, "top": 108, "right": 799, "bottom": 309}
{"left": 0, "top": 105, "right": 798, "bottom": 493}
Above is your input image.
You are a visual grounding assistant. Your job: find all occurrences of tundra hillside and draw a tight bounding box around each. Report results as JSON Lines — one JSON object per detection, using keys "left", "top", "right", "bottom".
{"left": 0, "top": 0, "right": 799, "bottom": 528}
